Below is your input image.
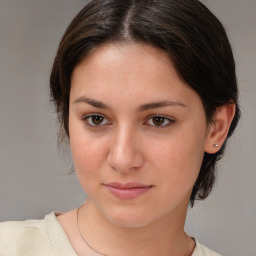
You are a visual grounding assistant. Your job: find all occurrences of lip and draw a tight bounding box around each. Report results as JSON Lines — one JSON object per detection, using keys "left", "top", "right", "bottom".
{"left": 104, "top": 182, "right": 153, "bottom": 200}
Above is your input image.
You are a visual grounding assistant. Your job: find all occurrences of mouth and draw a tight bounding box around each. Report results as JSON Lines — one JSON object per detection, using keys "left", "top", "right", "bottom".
{"left": 103, "top": 182, "right": 153, "bottom": 200}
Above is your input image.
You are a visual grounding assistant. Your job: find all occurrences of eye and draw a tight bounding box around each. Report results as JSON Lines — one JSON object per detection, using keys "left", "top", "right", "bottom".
{"left": 83, "top": 114, "right": 111, "bottom": 127}
{"left": 145, "top": 115, "right": 174, "bottom": 128}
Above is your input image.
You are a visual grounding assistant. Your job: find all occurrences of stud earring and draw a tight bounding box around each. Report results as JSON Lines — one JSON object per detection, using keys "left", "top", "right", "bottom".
{"left": 213, "top": 144, "right": 219, "bottom": 147}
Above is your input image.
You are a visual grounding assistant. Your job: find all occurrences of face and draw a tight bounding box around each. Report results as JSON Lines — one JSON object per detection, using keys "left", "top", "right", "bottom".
{"left": 69, "top": 43, "right": 210, "bottom": 228}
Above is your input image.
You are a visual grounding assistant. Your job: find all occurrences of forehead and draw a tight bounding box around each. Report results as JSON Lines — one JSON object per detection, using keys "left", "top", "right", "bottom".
{"left": 72, "top": 42, "right": 174, "bottom": 82}
{"left": 70, "top": 42, "right": 200, "bottom": 109}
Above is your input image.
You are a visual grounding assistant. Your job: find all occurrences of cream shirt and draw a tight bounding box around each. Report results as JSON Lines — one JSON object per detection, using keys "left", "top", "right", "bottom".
{"left": 0, "top": 212, "right": 222, "bottom": 256}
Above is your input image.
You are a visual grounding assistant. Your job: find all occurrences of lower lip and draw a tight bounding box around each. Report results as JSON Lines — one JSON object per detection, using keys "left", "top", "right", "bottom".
{"left": 105, "top": 186, "right": 152, "bottom": 200}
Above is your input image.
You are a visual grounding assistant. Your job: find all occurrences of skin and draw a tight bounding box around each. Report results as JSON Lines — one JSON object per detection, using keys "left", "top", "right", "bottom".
{"left": 57, "top": 43, "right": 235, "bottom": 256}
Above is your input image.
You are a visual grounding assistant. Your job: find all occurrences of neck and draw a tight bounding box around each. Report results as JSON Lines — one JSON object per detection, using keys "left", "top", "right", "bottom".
{"left": 77, "top": 199, "right": 194, "bottom": 256}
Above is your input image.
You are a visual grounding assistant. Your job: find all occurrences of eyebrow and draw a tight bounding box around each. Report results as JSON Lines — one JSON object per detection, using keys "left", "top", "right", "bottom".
{"left": 73, "top": 97, "right": 110, "bottom": 109}
{"left": 137, "top": 100, "right": 186, "bottom": 112}
{"left": 73, "top": 96, "right": 186, "bottom": 111}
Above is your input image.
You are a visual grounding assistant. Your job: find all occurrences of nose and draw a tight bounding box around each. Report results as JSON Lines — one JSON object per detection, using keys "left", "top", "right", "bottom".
{"left": 107, "top": 125, "right": 144, "bottom": 173}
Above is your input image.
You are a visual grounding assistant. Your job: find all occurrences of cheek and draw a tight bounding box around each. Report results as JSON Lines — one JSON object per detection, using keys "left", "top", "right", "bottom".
{"left": 69, "top": 126, "right": 108, "bottom": 186}
{"left": 150, "top": 130, "right": 206, "bottom": 193}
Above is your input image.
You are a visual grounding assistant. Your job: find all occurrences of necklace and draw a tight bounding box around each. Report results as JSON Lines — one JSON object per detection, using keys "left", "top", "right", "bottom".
{"left": 77, "top": 205, "right": 191, "bottom": 256}
{"left": 77, "top": 204, "right": 106, "bottom": 256}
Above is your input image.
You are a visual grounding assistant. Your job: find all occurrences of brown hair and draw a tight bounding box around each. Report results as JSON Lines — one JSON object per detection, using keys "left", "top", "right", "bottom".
{"left": 50, "top": 0, "right": 240, "bottom": 206}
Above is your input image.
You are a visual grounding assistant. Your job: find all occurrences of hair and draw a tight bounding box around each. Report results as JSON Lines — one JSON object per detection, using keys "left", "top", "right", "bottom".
{"left": 50, "top": 0, "right": 240, "bottom": 206}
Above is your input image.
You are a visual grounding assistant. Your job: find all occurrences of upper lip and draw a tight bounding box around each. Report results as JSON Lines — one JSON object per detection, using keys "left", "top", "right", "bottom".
{"left": 104, "top": 182, "right": 153, "bottom": 189}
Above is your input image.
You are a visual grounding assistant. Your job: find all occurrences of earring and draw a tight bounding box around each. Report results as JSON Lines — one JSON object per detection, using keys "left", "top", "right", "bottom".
{"left": 213, "top": 144, "right": 219, "bottom": 147}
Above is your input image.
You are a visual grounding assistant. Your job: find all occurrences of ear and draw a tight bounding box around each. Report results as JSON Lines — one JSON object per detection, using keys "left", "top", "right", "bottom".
{"left": 204, "top": 103, "right": 236, "bottom": 154}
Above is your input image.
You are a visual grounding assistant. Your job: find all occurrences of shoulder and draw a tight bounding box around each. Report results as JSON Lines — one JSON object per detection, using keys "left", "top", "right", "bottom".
{"left": 0, "top": 217, "right": 47, "bottom": 241}
{"left": 0, "top": 211, "right": 74, "bottom": 256}
{"left": 0, "top": 217, "right": 50, "bottom": 255}
{"left": 192, "top": 239, "right": 223, "bottom": 256}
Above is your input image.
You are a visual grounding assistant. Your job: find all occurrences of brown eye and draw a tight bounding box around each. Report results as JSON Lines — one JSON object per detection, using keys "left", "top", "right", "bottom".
{"left": 152, "top": 116, "right": 166, "bottom": 126}
{"left": 145, "top": 115, "right": 174, "bottom": 128}
{"left": 83, "top": 114, "right": 110, "bottom": 127}
{"left": 91, "top": 115, "right": 104, "bottom": 125}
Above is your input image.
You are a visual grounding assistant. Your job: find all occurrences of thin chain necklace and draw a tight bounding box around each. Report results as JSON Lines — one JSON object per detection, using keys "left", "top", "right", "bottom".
{"left": 77, "top": 204, "right": 106, "bottom": 256}
{"left": 76, "top": 204, "right": 191, "bottom": 256}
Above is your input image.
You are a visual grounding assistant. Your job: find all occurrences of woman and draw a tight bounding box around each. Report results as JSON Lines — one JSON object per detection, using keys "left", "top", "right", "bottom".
{"left": 0, "top": 0, "right": 240, "bottom": 255}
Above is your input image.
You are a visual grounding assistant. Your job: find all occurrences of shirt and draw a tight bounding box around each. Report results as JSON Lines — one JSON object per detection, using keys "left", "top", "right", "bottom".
{"left": 0, "top": 211, "right": 222, "bottom": 256}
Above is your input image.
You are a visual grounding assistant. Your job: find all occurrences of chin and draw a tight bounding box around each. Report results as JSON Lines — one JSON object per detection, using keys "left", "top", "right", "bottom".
{"left": 103, "top": 206, "right": 158, "bottom": 228}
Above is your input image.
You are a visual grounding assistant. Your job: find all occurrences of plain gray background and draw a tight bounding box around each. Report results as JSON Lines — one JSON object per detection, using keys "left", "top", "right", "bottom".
{"left": 0, "top": 0, "right": 255, "bottom": 255}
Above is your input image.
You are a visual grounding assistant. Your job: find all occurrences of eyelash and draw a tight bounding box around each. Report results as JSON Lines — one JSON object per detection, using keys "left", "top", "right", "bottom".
{"left": 144, "top": 115, "right": 175, "bottom": 128}
{"left": 82, "top": 114, "right": 175, "bottom": 128}
{"left": 82, "top": 114, "right": 111, "bottom": 127}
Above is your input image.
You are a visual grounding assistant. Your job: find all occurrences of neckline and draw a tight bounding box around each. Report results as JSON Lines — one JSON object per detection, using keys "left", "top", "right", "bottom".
{"left": 44, "top": 211, "right": 78, "bottom": 255}
{"left": 46, "top": 211, "right": 200, "bottom": 256}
